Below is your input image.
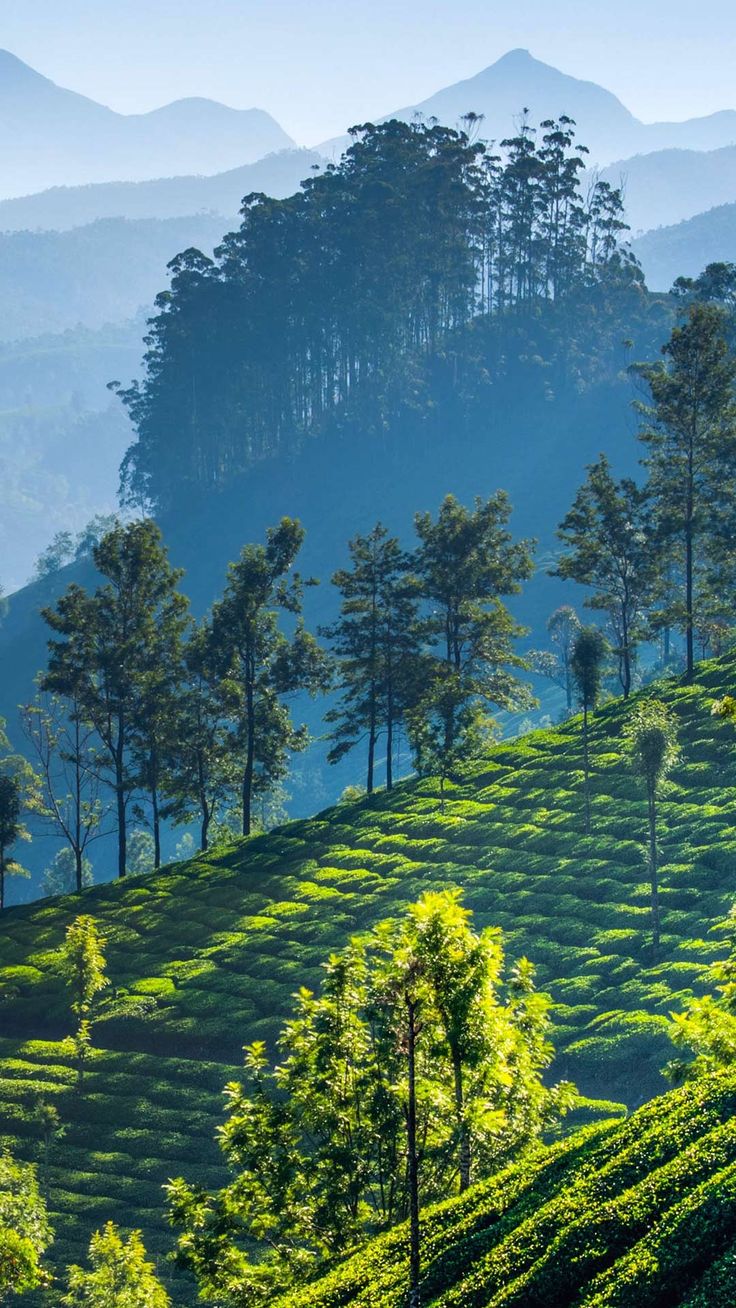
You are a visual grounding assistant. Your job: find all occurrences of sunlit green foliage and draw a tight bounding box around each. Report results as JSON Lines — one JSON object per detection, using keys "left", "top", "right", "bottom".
{"left": 273, "top": 1073, "right": 736, "bottom": 1308}
{"left": 2, "top": 651, "right": 736, "bottom": 1296}
{"left": 0, "top": 1151, "right": 52, "bottom": 1298}
{"left": 63, "top": 1223, "right": 170, "bottom": 1307}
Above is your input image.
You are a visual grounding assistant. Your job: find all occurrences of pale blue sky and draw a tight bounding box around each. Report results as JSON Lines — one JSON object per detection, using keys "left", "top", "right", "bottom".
{"left": 3, "top": 0, "right": 735, "bottom": 144}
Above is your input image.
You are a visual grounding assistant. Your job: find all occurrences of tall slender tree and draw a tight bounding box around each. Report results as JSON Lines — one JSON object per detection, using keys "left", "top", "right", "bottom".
{"left": 21, "top": 691, "right": 106, "bottom": 894}
{"left": 211, "top": 520, "right": 330, "bottom": 836}
{"left": 555, "top": 454, "right": 655, "bottom": 697}
{"left": 413, "top": 493, "right": 534, "bottom": 752}
{"left": 167, "top": 621, "right": 238, "bottom": 852}
{"left": 571, "top": 626, "right": 607, "bottom": 835}
{"left": 42, "top": 521, "right": 187, "bottom": 878}
{"left": 635, "top": 303, "right": 736, "bottom": 681}
{"left": 323, "top": 525, "right": 419, "bottom": 793}
{"left": 624, "top": 699, "right": 679, "bottom": 956}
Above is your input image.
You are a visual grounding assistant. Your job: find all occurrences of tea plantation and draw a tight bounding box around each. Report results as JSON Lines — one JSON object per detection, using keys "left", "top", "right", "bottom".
{"left": 277, "top": 1072, "right": 736, "bottom": 1307}
{"left": 2, "top": 652, "right": 736, "bottom": 1301}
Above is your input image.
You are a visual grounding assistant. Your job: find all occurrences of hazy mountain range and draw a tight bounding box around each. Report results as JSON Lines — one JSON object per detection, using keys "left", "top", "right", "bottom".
{"left": 0, "top": 150, "right": 321, "bottom": 233}
{"left": 3, "top": 44, "right": 736, "bottom": 594}
{"left": 318, "top": 49, "right": 736, "bottom": 165}
{"left": 0, "top": 48, "right": 293, "bottom": 200}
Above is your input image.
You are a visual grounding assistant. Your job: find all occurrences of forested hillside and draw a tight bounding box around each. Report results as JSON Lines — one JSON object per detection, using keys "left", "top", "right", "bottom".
{"left": 2, "top": 651, "right": 736, "bottom": 1297}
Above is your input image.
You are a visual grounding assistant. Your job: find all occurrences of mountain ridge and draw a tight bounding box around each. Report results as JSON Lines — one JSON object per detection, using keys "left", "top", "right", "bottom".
{"left": 318, "top": 49, "right": 736, "bottom": 168}
{"left": 0, "top": 48, "right": 294, "bottom": 200}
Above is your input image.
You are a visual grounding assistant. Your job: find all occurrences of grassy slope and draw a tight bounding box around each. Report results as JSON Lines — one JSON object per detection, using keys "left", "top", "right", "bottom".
{"left": 2, "top": 652, "right": 736, "bottom": 1299}
{"left": 277, "top": 1073, "right": 736, "bottom": 1308}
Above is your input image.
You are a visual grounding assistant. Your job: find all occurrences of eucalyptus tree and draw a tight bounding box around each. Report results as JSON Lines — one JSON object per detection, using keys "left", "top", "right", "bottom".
{"left": 21, "top": 690, "right": 106, "bottom": 894}
{"left": 211, "top": 519, "right": 330, "bottom": 836}
{"left": 42, "top": 521, "right": 188, "bottom": 878}
{"left": 413, "top": 493, "right": 534, "bottom": 750}
{"left": 58, "top": 915, "right": 109, "bottom": 1084}
{"left": 63, "top": 1223, "right": 171, "bottom": 1308}
{"left": 555, "top": 454, "right": 656, "bottom": 697}
{"left": 623, "top": 698, "right": 679, "bottom": 956}
{"left": 571, "top": 626, "right": 607, "bottom": 835}
{"left": 324, "top": 524, "right": 420, "bottom": 793}
{"left": 635, "top": 302, "right": 736, "bottom": 681}
{"left": 167, "top": 620, "right": 238, "bottom": 852}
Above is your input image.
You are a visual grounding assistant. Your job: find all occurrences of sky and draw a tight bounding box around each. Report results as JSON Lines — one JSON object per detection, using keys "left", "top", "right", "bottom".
{"left": 2, "top": 0, "right": 736, "bottom": 144}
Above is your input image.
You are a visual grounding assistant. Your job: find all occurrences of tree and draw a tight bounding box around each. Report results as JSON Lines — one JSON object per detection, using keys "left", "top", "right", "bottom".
{"left": 21, "top": 691, "right": 106, "bottom": 894}
{"left": 0, "top": 717, "right": 41, "bottom": 911}
{"left": 555, "top": 455, "right": 655, "bottom": 697}
{"left": 571, "top": 626, "right": 607, "bottom": 835}
{"left": 167, "top": 620, "right": 239, "bottom": 852}
{"left": 407, "top": 673, "right": 493, "bottom": 809}
{"left": 41, "top": 847, "right": 94, "bottom": 898}
{"left": 0, "top": 1153, "right": 52, "bottom": 1298}
{"left": 42, "top": 520, "right": 188, "bottom": 878}
{"left": 0, "top": 773, "right": 28, "bottom": 913}
{"left": 323, "top": 524, "right": 420, "bottom": 794}
{"left": 666, "top": 905, "right": 736, "bottom": 1082}
{"left": 412, "top": 493, "right": 534, "bottom": 765}
{"left": 528, "top": 606, "right": 581, "bottom": 714}
{"left": 211, "top": 519, "right": 330, "bottom": 836}
{"left": 63, "top": 1223, "right": 171, "bottom": 1308}
{"left": 623, "top": 699, "right": 679, "bottom": 957}
{"left": 34, "top": 530, "right": 76, "bottom": 581}
{"left": 58, "top": 915, "right": 109, "bottom": 1084}
{"left": 167, "top": 893, "right": 572, "bottom": 1304}
{"left": 635, "top": 303, "right": 736, "bottom": 681}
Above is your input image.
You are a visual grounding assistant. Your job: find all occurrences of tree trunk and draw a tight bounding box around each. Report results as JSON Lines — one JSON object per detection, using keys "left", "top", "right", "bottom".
{"left": 0, "top": 851, "right": 4, "bottom": 911}
{"left": 621, "top": 610, "right": 632, "bottom": 698}
{"left": 406, "top": 996, "right": 421, "bottom": 1308}
{"left": 151, "top": 782, "right": 161, "bottom": 871}
{"left": 242, "top": 674, "right": 255, "bottom": 837}
{"left": 74, "top": 846, "right": 84, "bottom": 894}
{"left": 386, "top": 678, "right": 394, "bottom": 792}
{"left": 367, "top": 719, "right": 376, "bottom": 796}
{"left": 200, "top": 802, "right": 211, "bottom": 853}
{"left": 685, "top": 521, "right": 694, "bottom": 682}
{"left": 453, "top": 1053, "right": 470, "bottom": 1192}
{"left": 582, "top": 704, "right": 591, "bottom": 836}
{"left": 115, "top": 715, "right": 127, "bottom": 878}
{"left": 648, "top": 780, "right": 660, "bottom": 957}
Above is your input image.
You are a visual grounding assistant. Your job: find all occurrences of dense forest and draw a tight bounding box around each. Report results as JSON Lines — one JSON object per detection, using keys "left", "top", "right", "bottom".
{"left": 118, "top": 117, "right": 639, "bottom": 510}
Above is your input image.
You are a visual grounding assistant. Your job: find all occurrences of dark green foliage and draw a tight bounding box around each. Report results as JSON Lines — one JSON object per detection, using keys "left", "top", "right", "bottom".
{"left": 210, "top": 518, "right": 330, "bottom": 836}
{"left": 118, "top": 119, "right": 632, "bottom": 512}
{"left": 556, "top": 455, "right": 655, "bottom": 697}
{"left": 636, "top": 302, "right": 736, "bottom": 680}
{"left": 42, "top": 521, "right": 189, "bottom": 879}
{"left": 323, "top": 524, "right": 420, "bottom": 794}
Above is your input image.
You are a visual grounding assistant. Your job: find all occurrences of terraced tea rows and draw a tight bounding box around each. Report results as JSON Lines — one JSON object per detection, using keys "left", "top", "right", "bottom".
{"left": 276, "top": 1073, "right": 736, "bottom": 1307}
{"left": 2, "top": 652, "right": 736, "bottom": 1298}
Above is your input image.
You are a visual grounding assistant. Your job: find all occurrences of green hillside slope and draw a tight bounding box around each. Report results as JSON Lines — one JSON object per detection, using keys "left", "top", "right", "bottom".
{"left": 2, "top": 652, "right": 736, "bottom": 1299}
{"left": 276, "top": 1072, "right": 736, "bottom": 1308}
